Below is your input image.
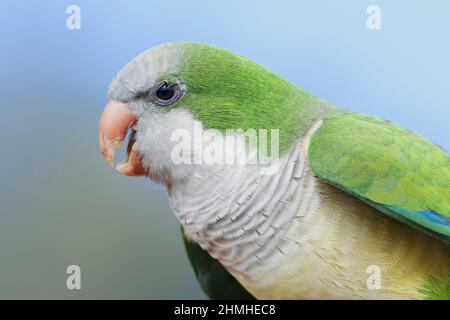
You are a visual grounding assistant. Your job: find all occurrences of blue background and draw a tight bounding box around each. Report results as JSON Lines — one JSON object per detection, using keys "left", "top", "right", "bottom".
{"left": 0, "top": 0, "right": 449, "bottom": 298}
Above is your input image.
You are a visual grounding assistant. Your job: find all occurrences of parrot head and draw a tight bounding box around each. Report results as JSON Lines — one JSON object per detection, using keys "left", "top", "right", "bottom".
{"left": 99, "top": 42, "right": 313, "bottom": 184}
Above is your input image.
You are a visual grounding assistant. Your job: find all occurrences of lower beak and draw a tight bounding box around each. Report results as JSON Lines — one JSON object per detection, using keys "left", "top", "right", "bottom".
{"left": 98, "top": 100, "right": 147, "bottom": 176}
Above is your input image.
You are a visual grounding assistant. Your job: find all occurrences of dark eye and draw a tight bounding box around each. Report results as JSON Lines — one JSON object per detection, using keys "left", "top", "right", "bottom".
{"left": 156, "top": 82, "right": 175, "bottom": 100}
{"left": 152, "top": 81, "right": 183, "bottom": 106}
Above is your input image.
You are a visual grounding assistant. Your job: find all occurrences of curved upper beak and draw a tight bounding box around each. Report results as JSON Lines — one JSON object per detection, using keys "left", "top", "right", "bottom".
{"left": 98, "top": 100, "right": 147, "bottom": 176}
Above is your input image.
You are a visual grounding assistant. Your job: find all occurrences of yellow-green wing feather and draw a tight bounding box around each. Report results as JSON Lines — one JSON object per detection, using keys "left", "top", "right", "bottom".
{"left": 308, "top": 113, "right": 450, "bottom": 243}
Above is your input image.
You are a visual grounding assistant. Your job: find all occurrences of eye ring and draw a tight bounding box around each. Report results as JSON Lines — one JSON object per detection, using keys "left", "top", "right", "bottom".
{"left": 151, "top": 81, "right": 183, "bottom": 106}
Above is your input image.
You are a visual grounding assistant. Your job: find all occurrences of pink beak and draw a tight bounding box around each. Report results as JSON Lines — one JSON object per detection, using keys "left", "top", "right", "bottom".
{"left": 98, "top": 100, "right": 147, "bottom": 176}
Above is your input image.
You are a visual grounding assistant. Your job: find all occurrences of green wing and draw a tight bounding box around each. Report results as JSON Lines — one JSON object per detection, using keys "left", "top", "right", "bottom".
{"left": 181, "top": 228, "right": 254, "bottom": 300}
{"left": 308, "top": 113, "right": 450, "bottom": 243}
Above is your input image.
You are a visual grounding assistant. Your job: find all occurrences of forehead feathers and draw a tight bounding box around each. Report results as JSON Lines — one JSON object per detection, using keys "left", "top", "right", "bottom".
{"left": 108, "top": 42, "right": 188, "bottom": 102}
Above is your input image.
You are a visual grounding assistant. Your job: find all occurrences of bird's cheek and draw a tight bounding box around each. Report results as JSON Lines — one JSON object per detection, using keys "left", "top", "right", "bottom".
{"left": 98, "top": 100, "right": 147, "bottom": 177}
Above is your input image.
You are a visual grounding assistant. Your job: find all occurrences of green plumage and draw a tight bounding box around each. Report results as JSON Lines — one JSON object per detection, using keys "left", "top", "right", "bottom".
{"left": 308, "top": 113, "right": 450, "bottom": 299}
{"left": 420, "top": 267, "right": 450, "bottom": 299}
{"left": 169, "top": 43, "right": 338, "bottom": 152}
{"left": 308, "top": 113, "right": 450, "bottom": 242}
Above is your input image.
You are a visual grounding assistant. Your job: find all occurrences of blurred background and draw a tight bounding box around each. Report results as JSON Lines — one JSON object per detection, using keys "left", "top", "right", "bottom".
{"left": 0, "top": 0, "right": 449, "bottom": 299}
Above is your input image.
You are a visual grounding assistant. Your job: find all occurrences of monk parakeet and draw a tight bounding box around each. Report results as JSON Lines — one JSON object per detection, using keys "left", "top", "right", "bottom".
{"left": 99, "top": 42, "right": 450, "bottom": 300}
